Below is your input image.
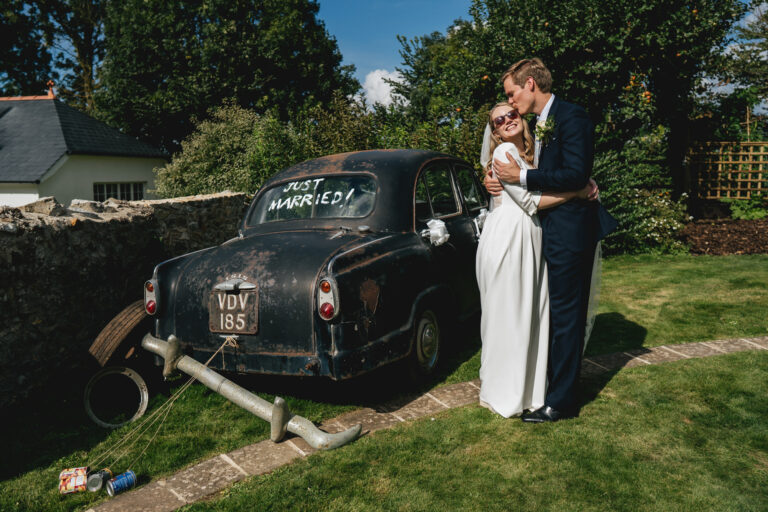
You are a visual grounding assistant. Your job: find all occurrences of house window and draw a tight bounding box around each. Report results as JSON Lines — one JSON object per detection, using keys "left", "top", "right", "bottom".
{"left": 93, "top": 182, "right": 144, "bottom": 202}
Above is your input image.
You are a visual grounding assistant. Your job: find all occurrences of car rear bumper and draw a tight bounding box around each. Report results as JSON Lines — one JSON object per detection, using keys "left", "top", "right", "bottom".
{"left": 143, "top": 325, "right": 412, "bottom": 380}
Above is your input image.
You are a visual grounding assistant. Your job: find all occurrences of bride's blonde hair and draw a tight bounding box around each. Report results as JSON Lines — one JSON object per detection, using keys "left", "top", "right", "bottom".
{"left": 486, "top": 102, "right": 534, "bottom": 172}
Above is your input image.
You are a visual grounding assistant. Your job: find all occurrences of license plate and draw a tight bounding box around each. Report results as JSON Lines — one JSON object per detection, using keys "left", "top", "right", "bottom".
{"left": 209, "top": 290, "right": 258, "bottom": 334}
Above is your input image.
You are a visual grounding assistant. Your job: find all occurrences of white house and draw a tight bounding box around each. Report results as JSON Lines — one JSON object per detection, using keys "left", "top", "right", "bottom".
{"left": 0, "top": 89, "right": 167, "bottom": 207}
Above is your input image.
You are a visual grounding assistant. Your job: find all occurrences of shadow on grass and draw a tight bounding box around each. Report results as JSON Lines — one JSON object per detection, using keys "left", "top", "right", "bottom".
{"left": 226, "top": 312, "right": 483, "bottom": 409}
{"left": 0, "top": 358, "right": 170, "bottom": 480}
{"left": 0, "top": 315, "right": 481, "bottom": 481}
{"left": 2, "top": 312, "right": 648, "bottom": 480}
{"left": 585, "top": 312, "right": 648, "bottom": 357}
{"left": 580, "top": 312, "right": 648, "bottom": 411}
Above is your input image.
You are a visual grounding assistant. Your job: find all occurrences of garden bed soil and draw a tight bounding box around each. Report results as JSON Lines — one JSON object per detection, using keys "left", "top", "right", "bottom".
{"left": 679, "top": 218, "right": 768, "bottom": 255}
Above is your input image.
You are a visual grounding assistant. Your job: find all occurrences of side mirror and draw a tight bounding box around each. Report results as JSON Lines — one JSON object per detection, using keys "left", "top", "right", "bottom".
{"left": 419, "top": 218, "right": 450, "bottom": 246}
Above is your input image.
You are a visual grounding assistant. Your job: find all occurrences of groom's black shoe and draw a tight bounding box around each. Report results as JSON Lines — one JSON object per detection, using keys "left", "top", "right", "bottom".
{"left": 521, "top": 405, "right": 575, "bottom": 423}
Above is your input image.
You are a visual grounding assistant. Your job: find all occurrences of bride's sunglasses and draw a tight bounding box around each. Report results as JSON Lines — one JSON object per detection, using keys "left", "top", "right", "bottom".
{"left": 493, "top": 110, "right": 519, "bottom": 127}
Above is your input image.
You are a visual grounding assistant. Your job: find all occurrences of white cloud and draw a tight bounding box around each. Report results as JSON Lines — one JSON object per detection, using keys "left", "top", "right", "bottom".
{"left": 362, "top": 69, "right": 404, "bottom": 107}
{"left": 701, "top": 76, "right": 735, "bottom": 96}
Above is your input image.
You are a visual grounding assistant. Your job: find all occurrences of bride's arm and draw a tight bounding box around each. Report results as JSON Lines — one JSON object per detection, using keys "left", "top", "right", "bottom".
{"left": 537, "top": 183, "right": 591, "bottom": 210}
{"left": 495, "top": 144, "right": 541, "bottom": 216}
{"left": 497, "top": 143, "right": 593, "bottom": 212}
{"left": 499, "top": 178, "right": 541, "bottom": 216}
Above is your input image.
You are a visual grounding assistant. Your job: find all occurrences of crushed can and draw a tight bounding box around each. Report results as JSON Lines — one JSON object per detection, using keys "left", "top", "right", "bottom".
{"left": 106, "top": 470, "right": 137, "bottom": 497}
{"left": 59, "top": 466, "right": 89, "bottom": 494}
{"left": 86, "top": 468, "right": 113, "bottom": 492}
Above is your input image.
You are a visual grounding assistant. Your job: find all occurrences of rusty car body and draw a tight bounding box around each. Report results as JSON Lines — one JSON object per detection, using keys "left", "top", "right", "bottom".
{"left": 140, "top": 149, "right": 488, "bottom": 380}
{"left": 86, "top": 150, "right": 489, "bottom": 445}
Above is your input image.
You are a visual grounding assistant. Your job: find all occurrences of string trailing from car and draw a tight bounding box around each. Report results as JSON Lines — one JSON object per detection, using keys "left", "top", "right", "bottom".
{"left": 62, "top": 337, "right": 240, "bottom": 497}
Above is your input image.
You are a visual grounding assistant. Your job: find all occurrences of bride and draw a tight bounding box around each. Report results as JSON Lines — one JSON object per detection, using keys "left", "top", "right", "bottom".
{"left": 476, "top": 102, "right": 593, "bottom": 418}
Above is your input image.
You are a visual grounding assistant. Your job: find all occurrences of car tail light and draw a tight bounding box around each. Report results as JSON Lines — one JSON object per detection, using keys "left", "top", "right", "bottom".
{"left": 144, "top": 279, "right": 158, "bottom": 315}
{"left": 316, "top": 277, "right": 338, "bottom": 321}
{"left": 319, "top": 302, "right": 334, "bottom": 319}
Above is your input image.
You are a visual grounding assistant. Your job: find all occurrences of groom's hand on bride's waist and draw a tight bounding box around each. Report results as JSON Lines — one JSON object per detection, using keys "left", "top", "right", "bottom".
{"left": 493, "top": 153, "right": 521, "bottom": 184}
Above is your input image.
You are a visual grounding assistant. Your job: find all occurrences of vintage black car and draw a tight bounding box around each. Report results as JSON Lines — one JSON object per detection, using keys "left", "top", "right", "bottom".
{"left": 138, "top": 150, "right": 488, "bottom": 381}
{"left": 82, "top": 155, "right": 488, "bottom": 392}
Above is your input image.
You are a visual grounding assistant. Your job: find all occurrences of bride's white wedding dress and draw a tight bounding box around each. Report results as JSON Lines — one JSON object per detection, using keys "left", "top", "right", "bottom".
{"left": 476, "top": 142, "right": 549, "bottom": 417}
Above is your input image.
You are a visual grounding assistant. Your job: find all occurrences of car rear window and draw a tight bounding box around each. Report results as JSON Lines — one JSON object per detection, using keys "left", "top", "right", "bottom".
{"left": 248, "top": 176, "right": 377, "bottom": 224}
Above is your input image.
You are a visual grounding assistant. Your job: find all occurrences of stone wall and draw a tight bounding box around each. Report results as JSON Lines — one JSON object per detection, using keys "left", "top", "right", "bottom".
{"left": 0, "top": 192, "right": 251, "bottom": 408}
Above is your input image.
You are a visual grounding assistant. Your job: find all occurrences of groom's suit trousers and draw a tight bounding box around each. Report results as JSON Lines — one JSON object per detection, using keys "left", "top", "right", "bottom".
{"left": 541, "top": 234, "right": 596, "bottom": 412}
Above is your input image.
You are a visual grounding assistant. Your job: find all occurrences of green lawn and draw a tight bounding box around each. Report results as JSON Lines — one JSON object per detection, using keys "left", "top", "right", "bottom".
{"left": 443, "top": 254, "right": 768, "bottom": 385}
{"left": 587, "top": 254, "right": 768, "bottom": 355}
{"left": 184, "top": 351, "right": 768, "bottom": 512}
{"left": 1, "top": 254, "right": 767, "bottom": 511}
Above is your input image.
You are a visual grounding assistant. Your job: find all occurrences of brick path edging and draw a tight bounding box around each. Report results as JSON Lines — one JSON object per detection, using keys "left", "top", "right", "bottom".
{"left": 88, "top": 336, "right": 768, "bottom": 512}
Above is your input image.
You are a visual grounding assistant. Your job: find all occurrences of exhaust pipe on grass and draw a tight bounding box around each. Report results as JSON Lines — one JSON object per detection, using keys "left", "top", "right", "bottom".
{"left": 141, "top": 333, "right": 361, "bottom": 450}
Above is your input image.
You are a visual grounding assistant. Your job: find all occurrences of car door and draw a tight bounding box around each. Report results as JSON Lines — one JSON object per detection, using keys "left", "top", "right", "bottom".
{"left": 415, "top": 162, "right": 480, "bottom": 318}
{"left": 453, "top": 163, "right": 489, "bottom": 241}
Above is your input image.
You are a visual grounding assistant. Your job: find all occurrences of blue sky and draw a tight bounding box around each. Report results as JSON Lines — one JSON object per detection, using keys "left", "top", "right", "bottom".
{"left": 317, "top": 0, "right": 473, "bottom": 104}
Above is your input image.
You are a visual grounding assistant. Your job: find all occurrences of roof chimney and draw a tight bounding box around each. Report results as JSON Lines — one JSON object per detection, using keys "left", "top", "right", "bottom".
{"left": 0, "top": 80, "right": 57, "bottom": 101}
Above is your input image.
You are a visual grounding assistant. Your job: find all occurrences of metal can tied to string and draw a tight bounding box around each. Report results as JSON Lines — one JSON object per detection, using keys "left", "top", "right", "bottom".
{"left": 106, "top": 470, "right": 137, "bottom": 496}
{"left": 86, "top": 468, "right": 113, "bottom": 492}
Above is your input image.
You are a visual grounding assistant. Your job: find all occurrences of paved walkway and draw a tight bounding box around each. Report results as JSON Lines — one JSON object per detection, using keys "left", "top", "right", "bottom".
{"left": 88, "top": 336, "right": 768, "bottom": 512}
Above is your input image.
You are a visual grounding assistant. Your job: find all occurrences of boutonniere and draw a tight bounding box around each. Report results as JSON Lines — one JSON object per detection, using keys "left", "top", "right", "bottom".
{"left": 535, "top": 117, "right": 556, "bottom": 146}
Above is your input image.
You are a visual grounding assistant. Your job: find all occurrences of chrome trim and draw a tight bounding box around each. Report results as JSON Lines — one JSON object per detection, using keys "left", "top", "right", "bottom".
{"left": 213, "top": 278, "right": 257, "bottom": 291}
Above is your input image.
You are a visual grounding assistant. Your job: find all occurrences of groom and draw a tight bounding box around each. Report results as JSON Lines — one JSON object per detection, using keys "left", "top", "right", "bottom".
{"left": 486, "top": 58, "right": 616, "bottom": 422}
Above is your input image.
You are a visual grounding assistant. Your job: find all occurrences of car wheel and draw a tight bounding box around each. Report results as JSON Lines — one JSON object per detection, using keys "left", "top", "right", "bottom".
{"left": 84, "top": 366, "right": 149, "bottom": 429}
{"left": 408, "top": 308, "right": 441, "bottom": 377}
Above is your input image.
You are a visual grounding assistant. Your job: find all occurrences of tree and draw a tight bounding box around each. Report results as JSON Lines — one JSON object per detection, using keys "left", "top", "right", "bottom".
{"left": 36, "top": 0, "right": 106, "bottom": 113}
{"left": 97, "top": 0, "right": 358, "bottom": 154}
{"left": 389, "top": 0, "right": 748, "bottom": 253}
{"left": 0, "top": 1, "right": 55, "bottom": 96}
{"left": 154, "top": 102, "right": 311, "bottom": 197}
{"left": 154, "top": 92, "right": 488, "bottom": 198}
{"left": 729, "top": 2, "right": 768, "bottom": 102}
{"left": 1, "top": 1, "right": 105, "bottom": 110}
{"left": 393, "top": 22, "right": 494, "bottom": 121}
{"left": 395, "top": 0, "right": 746, "bottom": 195}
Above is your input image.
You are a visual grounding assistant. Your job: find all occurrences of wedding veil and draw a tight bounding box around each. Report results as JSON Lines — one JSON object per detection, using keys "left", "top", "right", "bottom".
{"left": 479, "top": 124, "right": 494, "bottom": 171}
{"left": 584, "top": 243, "right": 601, "bottom": 352}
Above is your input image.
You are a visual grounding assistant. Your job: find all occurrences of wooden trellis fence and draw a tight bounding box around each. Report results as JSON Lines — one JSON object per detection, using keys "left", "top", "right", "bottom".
{"left": 689, "top": 142, "right": 768, "bottom": 200}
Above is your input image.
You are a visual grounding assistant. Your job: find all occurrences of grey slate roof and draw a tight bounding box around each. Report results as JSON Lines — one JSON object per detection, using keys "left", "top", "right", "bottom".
{"left": 0, "top": 99, "right": 166, "bottom": 183}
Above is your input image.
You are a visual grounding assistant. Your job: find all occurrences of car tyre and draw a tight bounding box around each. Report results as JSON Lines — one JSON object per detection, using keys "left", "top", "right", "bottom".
{"left": 408, "top": 307, "right": 442, "bottom": 378}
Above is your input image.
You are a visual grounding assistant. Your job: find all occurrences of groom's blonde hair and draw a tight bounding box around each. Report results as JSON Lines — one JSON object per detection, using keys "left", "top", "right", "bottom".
{"left": 501, "top": 58, "right": 552, "bottom": 93}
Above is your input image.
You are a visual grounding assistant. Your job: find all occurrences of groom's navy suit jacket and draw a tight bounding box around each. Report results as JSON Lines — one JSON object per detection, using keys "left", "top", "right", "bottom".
{"left": 525, "top": 97, "right": 615, "bottom": 251}
{"left": 525, "top": 96, "right": 616, "bottom": 412}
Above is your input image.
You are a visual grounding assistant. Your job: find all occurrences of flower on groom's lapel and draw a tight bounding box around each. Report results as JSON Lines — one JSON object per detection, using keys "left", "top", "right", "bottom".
{"left": 535, "top": 117, "right": 556, "bottom": 146}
